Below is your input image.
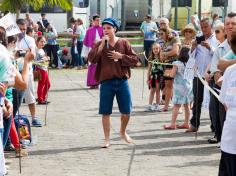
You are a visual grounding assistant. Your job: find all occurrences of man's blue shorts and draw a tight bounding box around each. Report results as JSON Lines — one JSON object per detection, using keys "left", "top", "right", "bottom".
{"left": 99, "top": 78, "right": 132, "bottom": 115}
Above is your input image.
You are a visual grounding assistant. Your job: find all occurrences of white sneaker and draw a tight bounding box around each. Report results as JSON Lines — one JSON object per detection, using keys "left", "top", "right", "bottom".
{"left": 145, "top": 104, "right": 153, "bottom": 111}
{"left": 152, "top": 104, "right": 160, "bottom": 111}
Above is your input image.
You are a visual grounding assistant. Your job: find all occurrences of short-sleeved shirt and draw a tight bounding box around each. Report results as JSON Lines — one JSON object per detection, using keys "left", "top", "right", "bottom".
{"left": 140, "top": 21, "right": 157, "bottom": 41}
{"left": 219, "top": 64, "right": 236, "bottom": 154}
{"left": 77, "top": 25, "right": 86, "bottom": 42}
{"left": 0, "top": 44, "right": 13, "bottom": 82}
{"left": 223, "top": 50, "right": 236, "bottom": 60}
{"left": 162, "top": 37, "right": 181, "bottom": 62}
{"left": 16, "top": 35, "right": 36, "bottom": 74}
{"left": 46, "top": 31, "right": 57, "bottom": 45}
{"left": 35, "top": 48, "right": 48, "bottom": 71}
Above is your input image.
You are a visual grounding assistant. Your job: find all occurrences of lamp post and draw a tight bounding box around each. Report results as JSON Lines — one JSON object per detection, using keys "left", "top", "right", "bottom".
{"left": 121, "top": 0, "right": 125, "bottom": 30}
{"left": 174, "top": 0, "right": 178, "bottom": 30}
{"left": 223, "top": 0, "right": 228, "bottom": 22}
{"left": 186, "top": 6, "right": 191, "bottom": 24}
{"left": 198, "top": 0, "right": 201, "bottom": 20}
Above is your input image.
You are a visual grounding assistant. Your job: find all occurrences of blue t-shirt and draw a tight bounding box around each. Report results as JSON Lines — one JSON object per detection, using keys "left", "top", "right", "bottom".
{"left": 140, "top": 21, "right": 157, "bottom": 41}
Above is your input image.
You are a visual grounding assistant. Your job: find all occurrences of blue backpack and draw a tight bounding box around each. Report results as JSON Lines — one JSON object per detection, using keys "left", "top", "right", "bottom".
{"left": 14, "top": 115, "right": 32, "bottom": 142}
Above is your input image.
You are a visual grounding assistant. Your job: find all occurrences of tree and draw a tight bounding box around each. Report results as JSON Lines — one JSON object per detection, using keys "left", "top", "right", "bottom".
{"left": 0, "top": 0, "right": 72, "bottom": 18}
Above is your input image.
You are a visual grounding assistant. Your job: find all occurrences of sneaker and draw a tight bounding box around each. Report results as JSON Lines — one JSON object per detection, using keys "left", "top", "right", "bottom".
{"left": 4, "top": 144, "right": 15, "bottom": 152}
{"left": 145, "top": 104, "right": 153, "bottom": 111}
{"left": 21, "top": 139, "right": 31, "bottom": 148}
{"left": 152, "top": 104, "right": 160, "bottom": 111}
{"left": 37, "top": 101, "right": 50, "bottom": 105}
{"left": 208, "top": 136, "right": 218, "bottom": 144}
{"left": 32, "top": 119, "right": 42, "bottom": 127}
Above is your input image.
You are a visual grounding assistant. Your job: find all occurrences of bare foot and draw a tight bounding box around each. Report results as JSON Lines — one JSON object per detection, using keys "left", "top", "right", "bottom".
{"left": 101, "top": 141, "right": 110, "bottom": 148}
{"left": 120, "top": 132, "right": 133, "bottom": 144}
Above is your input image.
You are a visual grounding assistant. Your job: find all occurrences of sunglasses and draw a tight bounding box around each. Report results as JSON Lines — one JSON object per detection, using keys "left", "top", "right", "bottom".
{"left": 185, "top": 30, "right": 192, "bottom": 33}
{"left": 215, "top": 30, "right": 221, "bottom": 34}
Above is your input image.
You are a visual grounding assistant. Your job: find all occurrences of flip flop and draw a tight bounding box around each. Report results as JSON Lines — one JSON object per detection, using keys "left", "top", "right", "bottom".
{"left": 164, "top": 124, "right": 176, "bottom": 130}
{"left": 101, "top": 144, "right": 110, "bottom": 148}
{"left": 177, "top": 124, "right": 189, "bottom": 129}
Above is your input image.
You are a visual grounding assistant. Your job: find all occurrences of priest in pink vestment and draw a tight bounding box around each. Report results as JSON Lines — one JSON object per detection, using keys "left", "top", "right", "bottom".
{"left": 82, "top": 14, "right": 104, "bottom": 88}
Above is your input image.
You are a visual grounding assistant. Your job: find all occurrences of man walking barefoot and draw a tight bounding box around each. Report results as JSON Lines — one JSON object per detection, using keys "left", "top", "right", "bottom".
{"left": 88, "top": 18, "right": 139, "bottom": 148}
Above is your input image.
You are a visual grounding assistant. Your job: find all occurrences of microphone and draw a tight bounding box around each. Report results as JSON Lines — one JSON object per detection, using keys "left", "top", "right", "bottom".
{"left": 105, "top": 39, "right": 109, "bottom": 49}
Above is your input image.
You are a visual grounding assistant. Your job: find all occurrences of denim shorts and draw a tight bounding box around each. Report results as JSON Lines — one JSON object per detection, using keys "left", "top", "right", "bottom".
{"left": 99, "top": 78, "right": 132, "bottom": 115}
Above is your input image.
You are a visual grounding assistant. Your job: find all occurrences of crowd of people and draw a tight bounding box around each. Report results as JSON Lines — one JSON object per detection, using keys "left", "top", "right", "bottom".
{"left": 0, "top": 10, "right": 236, "bottom": 176}
{"left": 141, "top": 13, "right": 236, "bottom": 175}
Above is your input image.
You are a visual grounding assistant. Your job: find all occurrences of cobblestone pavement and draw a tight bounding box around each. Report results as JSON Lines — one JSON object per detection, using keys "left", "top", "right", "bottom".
{"left": 7, "top": 68, "right": 220, "bottom": 176}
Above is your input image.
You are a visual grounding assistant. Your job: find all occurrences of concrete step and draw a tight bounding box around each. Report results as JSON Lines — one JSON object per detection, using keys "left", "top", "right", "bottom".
{"left": 57, "top": 37, "right": 143, "bottom": 44}
{"left": 131, "top": 44, "right": 143, "bottom": 54}
{"left": 58, "top": 31, "right": 142, "bottom": 38}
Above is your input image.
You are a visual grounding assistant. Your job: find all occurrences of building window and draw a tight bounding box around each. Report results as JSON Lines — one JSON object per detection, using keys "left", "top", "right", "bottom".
{"left": 171, "top": 0, "right": 192, "bottom": 7}
{"left": 212, "top": 0, "right": 228, "bottom": 7}
{"left": 73, "top": 0, "right": 89, "bottom": 8}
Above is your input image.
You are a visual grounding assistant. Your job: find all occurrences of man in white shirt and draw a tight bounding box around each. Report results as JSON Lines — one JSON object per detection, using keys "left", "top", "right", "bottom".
{"left": 214, "top": 12, "right": 236, "bottom": 176}
{"left": 208, "top": 13, "right": 236, "bottom": 145}
{"left": 186, "top": 18, "right": 218, "bottom": 132}
{"left": 219, "top": 63, "right": 236, "bottom": 176}
{"left": 16, "top": 19, "right": 42, "bottom": 127}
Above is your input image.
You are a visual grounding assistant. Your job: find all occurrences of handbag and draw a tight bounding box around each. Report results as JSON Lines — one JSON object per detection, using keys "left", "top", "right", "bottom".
{"left": 164, "top": 68, "right": 172, "bottom": 78}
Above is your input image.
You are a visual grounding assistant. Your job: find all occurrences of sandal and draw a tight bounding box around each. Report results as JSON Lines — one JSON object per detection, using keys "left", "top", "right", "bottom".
{"left": 177, "top": 124, "right": 189, "bottom": 129}
{"left": 164, "top": 124, "right": 176, "bottom": 130}
{"left": 161, "top": 108, "right": 169, "bottom": 112}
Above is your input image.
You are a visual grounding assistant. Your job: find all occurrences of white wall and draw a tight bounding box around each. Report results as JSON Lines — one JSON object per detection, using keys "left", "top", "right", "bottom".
{"left": 228, "top": 0, "right": 236, "bottom": 13}
{"left": 20, "top": 13, "right": 67, "bottom": 32}
{"left": 152, "top": 0, "right": 171, "bottom": 21}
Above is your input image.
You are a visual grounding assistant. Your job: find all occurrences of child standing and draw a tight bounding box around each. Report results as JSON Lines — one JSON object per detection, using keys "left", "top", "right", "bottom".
{"left": 146, "top": 43, "right": 164, "bottom": 111}
{"left": 35, "top": 36, "right": 51, "bottom": 104}
{"left": 164, "top": 47, "right": 193, "bottom": 129}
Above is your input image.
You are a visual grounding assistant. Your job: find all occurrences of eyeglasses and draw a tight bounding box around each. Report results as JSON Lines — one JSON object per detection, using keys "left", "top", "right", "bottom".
{"left": 215, "top": 30, "right": 221, "bottom": 34}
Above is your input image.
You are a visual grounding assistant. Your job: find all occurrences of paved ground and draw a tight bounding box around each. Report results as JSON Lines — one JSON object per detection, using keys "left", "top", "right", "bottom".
{"left": 7, "top": 68, "right": 220, "bottom": 176}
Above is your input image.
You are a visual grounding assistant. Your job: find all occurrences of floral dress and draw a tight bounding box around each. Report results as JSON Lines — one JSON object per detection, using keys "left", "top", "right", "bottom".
{"left": 172, "top": 61, "right": 193, "bottom": 104}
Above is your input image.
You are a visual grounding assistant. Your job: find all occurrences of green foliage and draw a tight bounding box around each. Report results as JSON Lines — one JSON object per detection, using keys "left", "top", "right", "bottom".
{"left": 0, "top": 0, "right": 72, "bottom": 13}
{"left": 45, "top": 0, "right": 72, "bottom": 10}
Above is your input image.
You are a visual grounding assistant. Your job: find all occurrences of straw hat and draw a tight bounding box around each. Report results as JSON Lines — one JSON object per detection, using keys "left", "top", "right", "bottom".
{"left": 181, "top": 24, "right": 197, "bottom": 36}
